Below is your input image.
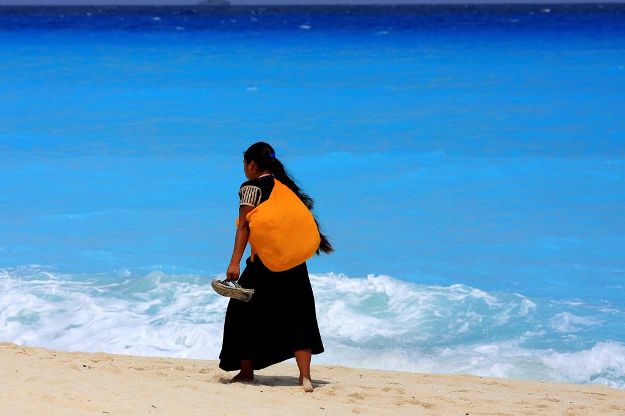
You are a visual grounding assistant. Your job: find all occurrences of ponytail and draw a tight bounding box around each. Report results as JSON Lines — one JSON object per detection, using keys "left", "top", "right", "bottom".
{"left": 268, "top": 158, "right": 313, "bottom": 209}
{"left": 244, "top": 142, "right": 334, "bottom": 255}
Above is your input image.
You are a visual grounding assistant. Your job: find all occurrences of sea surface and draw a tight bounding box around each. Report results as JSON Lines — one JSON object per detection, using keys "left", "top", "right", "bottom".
{"left": 1, "top": 4, "right": 625, "bottom": 389}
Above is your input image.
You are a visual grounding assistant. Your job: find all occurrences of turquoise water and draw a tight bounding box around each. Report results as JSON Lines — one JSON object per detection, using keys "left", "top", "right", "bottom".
{"left": 1, "top": 5, "right": 625, "bottom": 388}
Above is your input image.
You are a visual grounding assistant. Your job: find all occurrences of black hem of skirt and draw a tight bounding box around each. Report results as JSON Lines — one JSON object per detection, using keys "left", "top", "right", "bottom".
{"left": 218, "top": 256, "right": 324, "bottom": 372}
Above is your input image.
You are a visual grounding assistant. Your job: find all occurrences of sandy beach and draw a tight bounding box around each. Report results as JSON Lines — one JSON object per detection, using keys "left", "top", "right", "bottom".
{"left": 0, "top": 342, "right": 623, "bottom": 416}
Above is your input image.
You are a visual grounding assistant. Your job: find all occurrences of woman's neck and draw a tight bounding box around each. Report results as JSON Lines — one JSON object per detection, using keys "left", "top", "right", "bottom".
{"left": 252, "top": 171, "right": 272, "bottom": 180}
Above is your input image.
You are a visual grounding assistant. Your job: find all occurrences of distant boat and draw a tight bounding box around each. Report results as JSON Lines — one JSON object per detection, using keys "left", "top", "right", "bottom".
{"left": 196, "top": 0, "right": 230, "bottom": 6}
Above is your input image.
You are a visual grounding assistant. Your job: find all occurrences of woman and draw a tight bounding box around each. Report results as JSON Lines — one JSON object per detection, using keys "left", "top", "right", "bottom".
{"left": 219, "top": 142, "right": 333, "bottom": 393}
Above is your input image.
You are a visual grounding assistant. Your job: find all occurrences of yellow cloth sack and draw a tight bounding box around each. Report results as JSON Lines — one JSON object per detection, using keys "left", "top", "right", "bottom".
{"left": 245, "top": 178, "right": 321, "bottom": 272}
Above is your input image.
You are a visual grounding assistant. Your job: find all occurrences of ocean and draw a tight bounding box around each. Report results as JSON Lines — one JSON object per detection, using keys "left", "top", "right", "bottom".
{"left": 1, "top": 4, "right": 624, "bottom": 389}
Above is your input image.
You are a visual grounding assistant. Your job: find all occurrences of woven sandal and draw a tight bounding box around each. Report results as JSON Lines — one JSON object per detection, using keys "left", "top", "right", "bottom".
{"left": 211, "top": 279, "right": 255, "bottom": 302}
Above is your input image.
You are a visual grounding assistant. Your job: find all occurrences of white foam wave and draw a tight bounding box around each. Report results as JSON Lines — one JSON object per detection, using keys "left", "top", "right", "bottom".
{"left": 542, "top": 342, "right": 625, "bottom": 388}
{"left": 1, "top": 267, "right": 623, "bottom": 389}
{"left": 550, "top": 312, "right": 601, "bottom": 333}
{"left": 0, "top": 267, "right": 228, "bottom": 358}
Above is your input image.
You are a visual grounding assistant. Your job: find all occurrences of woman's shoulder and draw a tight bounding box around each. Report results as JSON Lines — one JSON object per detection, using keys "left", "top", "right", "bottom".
{"left": 239, "top": 175, "right": 275, "bottom": 207}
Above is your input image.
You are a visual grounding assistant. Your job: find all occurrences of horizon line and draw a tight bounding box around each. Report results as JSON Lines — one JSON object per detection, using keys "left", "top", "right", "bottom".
{"left": 1, "top": 1, "right": 625, "bottom": 5}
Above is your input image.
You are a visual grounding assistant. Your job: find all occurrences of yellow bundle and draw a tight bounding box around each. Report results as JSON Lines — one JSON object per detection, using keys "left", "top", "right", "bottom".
{"left": 246, "top": 179, "right": 320, "bottom": 272}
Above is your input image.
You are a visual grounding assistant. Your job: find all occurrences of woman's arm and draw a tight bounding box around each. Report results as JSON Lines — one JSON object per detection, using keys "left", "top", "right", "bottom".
{"left": 226, "top": 205, "right": 255, "bottom": 281}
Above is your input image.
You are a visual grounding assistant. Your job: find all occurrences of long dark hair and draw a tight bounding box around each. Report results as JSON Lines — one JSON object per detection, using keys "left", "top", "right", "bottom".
{"left": 243, "top": 142, "right": 333, "bottom": 255}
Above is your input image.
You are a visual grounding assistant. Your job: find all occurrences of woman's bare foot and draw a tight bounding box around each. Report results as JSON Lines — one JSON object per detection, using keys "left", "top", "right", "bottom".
{"left": 231, "top": 371, "right": 254, "bottom": 383}
{"left": 300, "top": 376, "right": 314, "bottom": 393}
{"left": 231, "top": 359, "right": 254, "bottom": 383}
{"left": 294, "top": 349, "right": 313, "bottom": 392}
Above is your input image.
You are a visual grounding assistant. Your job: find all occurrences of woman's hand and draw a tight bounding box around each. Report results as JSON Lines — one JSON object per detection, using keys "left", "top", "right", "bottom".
{"left": 226, "top": 262, "right": 240, "bottom": 281}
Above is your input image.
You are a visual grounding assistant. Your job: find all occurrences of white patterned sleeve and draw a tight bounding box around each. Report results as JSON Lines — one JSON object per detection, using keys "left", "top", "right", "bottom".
{"left": 239, "top": 185, "right": 262, "bottom": 207}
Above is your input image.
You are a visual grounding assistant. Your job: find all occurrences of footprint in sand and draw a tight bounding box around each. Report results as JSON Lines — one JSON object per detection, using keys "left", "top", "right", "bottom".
{"left": 398, "top": 399, "right": 434, "bottom": 409}
{"left": 216, "top": 375, "right": 232, "bottom": 384}
{"left": 584, "top": 392, "right": 607, "bottom": 397}
{"left": 382, "top": 386, "right": 405, "bottom": 394}
{"left": 543, "top": 398, "right": 560, "bottom": 403}
{"left": 348, "top": 393, "right": 365, "bottom": 401}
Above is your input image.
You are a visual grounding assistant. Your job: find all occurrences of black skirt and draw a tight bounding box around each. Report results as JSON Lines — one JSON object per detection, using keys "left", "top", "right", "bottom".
{"left": 218, "top": 256, "right": 325, "bottom": 371}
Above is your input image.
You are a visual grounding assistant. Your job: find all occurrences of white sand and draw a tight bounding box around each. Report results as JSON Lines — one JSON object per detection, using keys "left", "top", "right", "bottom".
{"left": 1, "top": 342, "right": 624, "bottom": 415}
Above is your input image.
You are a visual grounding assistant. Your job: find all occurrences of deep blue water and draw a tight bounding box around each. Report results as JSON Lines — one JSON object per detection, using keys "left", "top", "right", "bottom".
{"left": 1, "top": 5, "right": 625, "bottom": 388}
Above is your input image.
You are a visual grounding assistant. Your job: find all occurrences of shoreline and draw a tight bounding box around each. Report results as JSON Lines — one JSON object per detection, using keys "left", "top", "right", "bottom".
{"left": 2, "top": 342, "right": 624, "bottom": 415}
